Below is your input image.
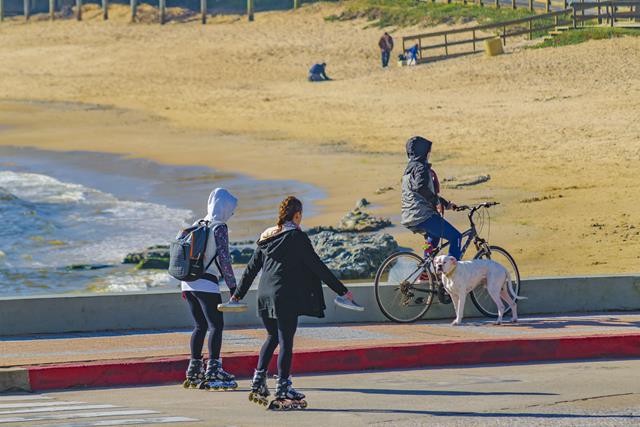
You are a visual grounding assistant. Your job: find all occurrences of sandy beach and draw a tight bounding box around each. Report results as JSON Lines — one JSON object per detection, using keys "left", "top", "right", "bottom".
{"left": 0, "top": 3, "right": 639, "bottom": 278}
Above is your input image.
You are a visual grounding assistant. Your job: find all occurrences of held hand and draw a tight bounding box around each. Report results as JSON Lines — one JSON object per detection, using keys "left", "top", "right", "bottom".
{"left": 230, "top": 294, "right": 240, "bottom": 303}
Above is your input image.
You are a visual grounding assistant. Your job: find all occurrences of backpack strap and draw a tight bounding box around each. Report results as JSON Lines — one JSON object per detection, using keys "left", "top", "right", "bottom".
{"left": 203, "top": 223, "right": 225, "bottom": 272}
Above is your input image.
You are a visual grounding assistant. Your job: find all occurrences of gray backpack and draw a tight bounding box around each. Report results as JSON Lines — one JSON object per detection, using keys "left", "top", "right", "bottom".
{"left": 168, "top": 220, "right": 218, "bottom": 282}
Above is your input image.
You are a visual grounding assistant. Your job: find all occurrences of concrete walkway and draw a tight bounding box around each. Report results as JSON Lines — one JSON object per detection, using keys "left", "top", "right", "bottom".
{"left": 3, "top": 312, "right": 639, "bottom": 368}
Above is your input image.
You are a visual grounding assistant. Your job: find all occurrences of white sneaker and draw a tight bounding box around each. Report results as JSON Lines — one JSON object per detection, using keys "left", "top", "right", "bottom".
{"left": 217, "top": 300, "right": 248, "bottom": 313}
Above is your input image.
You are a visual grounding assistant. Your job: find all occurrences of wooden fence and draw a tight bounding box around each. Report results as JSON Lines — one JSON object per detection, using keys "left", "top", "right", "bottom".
{"left": 0, "top": 0, "right": 299, "bottom": 23}
{"left": 402, "top": 0, "right": 640, "bottom": 63}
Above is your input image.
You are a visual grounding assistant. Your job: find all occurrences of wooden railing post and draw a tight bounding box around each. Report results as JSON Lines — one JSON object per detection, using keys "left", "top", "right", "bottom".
{"left": 102, "top": 0, "right": 108, "bottom": 20}
{"left": 49, "top": 0, "right": 55, "bottom": 20}
{"left": 472, "top": 30, "right": 476, "bottom": 51}
{"left": 159, "top": 0, "right": 165, "bottom": 24}
{"left": 529, "top": 0, "right": 533, "bottom": 11}
{"left": 0, "top": 0, "right": 4, "bottom": 22}
{"left": 529, "top": 18, "right": 533, "bottom": 39}
{"left": 75, "top": 0, "right": 82, "bottom": 20}
{"left": 512, "top": 0, "right": 517, "bottom": 9}
{"left": 130, "top": 0, "right": 137, "bottom": 22}
{"left": 502, "top": 25, "right": 506, "bottom": 45}
{"left": 546, "top": 0, "right": 551, "bottom": 13}
{"left": 572, "top": 5, "right": 577, "bottom": 27}
{"left": 597, "top": 0, "right": 602, "bottom": 24}
{"left": 247, "top": 0, "right": 254, "bottom": 21}
{"left": 201, "top": 0, "right": 207, "bottom": 24}
{"left": 24, "top": 0, "right": 30, "bottom": 21}
{"left": 495, "top": 0, "right": 499, "bottom": 8}
{"left": 293, "top": 0, "right": 299, "bottom": 8}
{"left": 444, "top": 34, "right": 449, "bottom": 56}
{"left": 580, "top": 0, "right": 584, "bottom": 26}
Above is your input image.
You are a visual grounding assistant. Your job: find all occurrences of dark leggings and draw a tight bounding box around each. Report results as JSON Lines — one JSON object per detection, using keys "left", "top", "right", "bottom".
{"left": 184, "top": 291, "right": 223, "bottom": 360}
{"left": 257, "top": 312, "right": 298, "bottom": 379}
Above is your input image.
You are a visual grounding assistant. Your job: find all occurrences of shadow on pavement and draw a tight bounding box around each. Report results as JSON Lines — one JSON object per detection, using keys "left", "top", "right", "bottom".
{"left": 304, "top": 408, "right": 639, "bottom": 419}
{"left": 305, "top": 388, "right": 557, "bottom": 397}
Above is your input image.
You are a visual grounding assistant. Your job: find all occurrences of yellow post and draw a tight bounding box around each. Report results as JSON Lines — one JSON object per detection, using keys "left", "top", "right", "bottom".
{"left": 247, "top": 0, "right": 254, "bottom": 21}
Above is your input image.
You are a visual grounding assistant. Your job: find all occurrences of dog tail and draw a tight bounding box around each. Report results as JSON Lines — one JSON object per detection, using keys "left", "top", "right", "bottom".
{"left": 506, "top": 271, "right": 527, "bottom": 301}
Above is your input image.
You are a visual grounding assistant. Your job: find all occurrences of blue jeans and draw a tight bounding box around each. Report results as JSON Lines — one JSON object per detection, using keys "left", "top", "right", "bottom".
{"left": 381, "top": 50, "right": 390, "bottom": 67}
{"left": 411, "top": 214, "right": 462, "bottom": 260}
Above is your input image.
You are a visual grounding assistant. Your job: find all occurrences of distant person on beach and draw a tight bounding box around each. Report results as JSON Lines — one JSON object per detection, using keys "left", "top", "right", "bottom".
{"left": 379, "top": 32, "right": 394, "bottom": 68}
{"left": 231, "top": 196, "right": 354, "bottom": 409}
{"left": 182, "top": 188, "right": 239, "bottom": 391}
{"left": 406, "top": 44, "right": 419, "bottom": 66}
{"left": 308, "top": 62, "right": 331, "bottom": 82}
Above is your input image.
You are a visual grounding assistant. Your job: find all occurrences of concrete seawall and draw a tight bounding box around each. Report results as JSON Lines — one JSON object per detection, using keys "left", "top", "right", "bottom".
{"left": 1, "top": 275, "right": 639, "bottom": 336}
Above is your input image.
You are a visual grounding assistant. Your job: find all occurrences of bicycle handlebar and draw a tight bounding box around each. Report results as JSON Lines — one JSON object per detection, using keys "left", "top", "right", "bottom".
{"left": 454, "top": 202, "right": 499, "bottom": 212}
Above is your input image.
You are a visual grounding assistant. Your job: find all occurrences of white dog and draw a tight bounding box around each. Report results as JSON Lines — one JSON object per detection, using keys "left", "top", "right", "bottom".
{"left": 434, "top": 255, "right": 524, "bottom": 326}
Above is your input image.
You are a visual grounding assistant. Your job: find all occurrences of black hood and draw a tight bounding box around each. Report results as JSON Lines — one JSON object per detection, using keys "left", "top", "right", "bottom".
{"left": 406, "top": 136, "right": 432, "bottom": 162}
{"left": 257, "top": 229, "right": 297, "bottom": 260}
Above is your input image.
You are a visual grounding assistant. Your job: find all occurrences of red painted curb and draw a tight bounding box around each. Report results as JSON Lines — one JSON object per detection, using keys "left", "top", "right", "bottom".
{"left": 27, "top": 334, "right": 640, "bottom": 391}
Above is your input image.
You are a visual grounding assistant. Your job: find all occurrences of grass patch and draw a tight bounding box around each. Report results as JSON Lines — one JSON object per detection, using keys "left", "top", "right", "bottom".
{"left": 325, "top": 0, "right": 536, "bottom": 28}
{"left": 530, "top": 27, "right": 640, "bottom": 48}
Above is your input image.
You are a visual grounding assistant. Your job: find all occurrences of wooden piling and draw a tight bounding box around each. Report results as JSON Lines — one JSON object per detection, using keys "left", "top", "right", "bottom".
{"left": 49, "top": 0, "right": 55, "bottom": 20}
{"left": 159, "top": 0, "right": 165, "bottom": 24}
{"left": 130, "top": 0, "right": 137, "bottom": 22}
{"left": 0, "top": 0, "right": 4, "bottom": 22}
{"left": 247, "top": 0, "right": 254, "bottom": 21}
{"left": 201, "top": 0, "right": 207, "bottom": 24}
{"left": 512, "top": 0, "right": 516, "bottom": 9}
{"left": 76, "top": 0, "right": 82, "bottom": 20}
{"left": 102, "top": 0, "right": 108, "bottom": 20}
{"left": 24, "top": 0, "right": 30, "bottom": 21}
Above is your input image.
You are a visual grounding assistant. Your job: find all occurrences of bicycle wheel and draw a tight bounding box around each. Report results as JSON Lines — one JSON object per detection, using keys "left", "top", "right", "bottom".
{"left": 470, "top": 246, "right": 521, "bottom": 318}
{"left": 374, "top": 251, "right": 435, "bottom": 323}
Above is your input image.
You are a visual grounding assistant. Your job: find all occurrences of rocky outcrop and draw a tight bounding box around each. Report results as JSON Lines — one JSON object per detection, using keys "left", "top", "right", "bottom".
{"left": 310, "top": 231, "right": 398, "bottom": 280}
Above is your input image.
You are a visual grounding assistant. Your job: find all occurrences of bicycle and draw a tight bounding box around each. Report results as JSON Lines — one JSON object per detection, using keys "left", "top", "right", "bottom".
{"left": 374, "top": 202, "right": 521, "bottom": 323}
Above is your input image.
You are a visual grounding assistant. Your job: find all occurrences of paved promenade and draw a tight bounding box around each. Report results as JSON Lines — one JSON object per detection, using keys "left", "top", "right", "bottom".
{"left": 3, "top": 312, "right": 639, "bottom": 368}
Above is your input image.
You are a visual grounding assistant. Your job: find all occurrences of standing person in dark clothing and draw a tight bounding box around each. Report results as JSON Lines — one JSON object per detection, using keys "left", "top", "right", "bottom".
{"left": 308, "top": 62, "right": 331, "bottom": 81}
{"left": 379, "top": 32, "right": 394, "bottom": 68}
{"left": 231, "top": 196, "right": 354, "bottom": 410}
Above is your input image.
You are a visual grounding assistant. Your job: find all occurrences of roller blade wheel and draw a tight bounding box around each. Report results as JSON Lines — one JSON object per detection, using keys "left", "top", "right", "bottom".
{"left": 268, "top": 399, "right": 307, "bottom": 411}
{"left": 249, "top": 392, "right": 269, "bottom": 407}
{"left": 182, "top": 379, "right": 202, "bottom": 389}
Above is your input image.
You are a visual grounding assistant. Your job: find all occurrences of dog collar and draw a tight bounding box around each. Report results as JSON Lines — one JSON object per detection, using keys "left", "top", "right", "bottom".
{"left": 444, "top": 264, "right": 457, "bottom": 279}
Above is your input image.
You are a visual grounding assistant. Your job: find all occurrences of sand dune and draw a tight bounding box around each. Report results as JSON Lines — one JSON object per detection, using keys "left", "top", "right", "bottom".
{"left": 0, "top": 3, "right": 638, "bottom": 277}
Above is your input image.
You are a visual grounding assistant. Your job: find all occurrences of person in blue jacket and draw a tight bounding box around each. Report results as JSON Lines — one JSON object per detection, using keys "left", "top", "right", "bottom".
{"left": 308, "top": 63, "right": 331, "bottom": 82}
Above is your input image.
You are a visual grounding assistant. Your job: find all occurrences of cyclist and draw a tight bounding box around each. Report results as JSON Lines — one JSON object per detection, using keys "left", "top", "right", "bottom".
{"left": 401, "top": 136, "right": 461, "bottom": 260}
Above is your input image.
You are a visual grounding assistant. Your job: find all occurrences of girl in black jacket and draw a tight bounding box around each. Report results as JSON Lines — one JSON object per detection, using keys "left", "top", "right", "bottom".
{"left": 232, "top": 196, "right": 353, "bottom": 409}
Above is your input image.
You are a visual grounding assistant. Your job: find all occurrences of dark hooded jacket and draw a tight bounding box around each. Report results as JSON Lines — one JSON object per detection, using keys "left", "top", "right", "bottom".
{"left": 235, "top": 228, "right": 348, "bottom": 319}
{"left": 401, "top": 136, "right": 450, "bottom": 228}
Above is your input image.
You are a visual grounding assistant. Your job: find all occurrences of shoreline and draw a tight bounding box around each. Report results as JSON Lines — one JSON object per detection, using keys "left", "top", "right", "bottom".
{"left": 0, "top": 5, "right": 638, "bottom": 278}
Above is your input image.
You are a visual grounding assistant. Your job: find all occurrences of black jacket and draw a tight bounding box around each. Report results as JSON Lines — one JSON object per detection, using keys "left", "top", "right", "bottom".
{"left": 235, "top": 229, "right": 348, "bottom": 319}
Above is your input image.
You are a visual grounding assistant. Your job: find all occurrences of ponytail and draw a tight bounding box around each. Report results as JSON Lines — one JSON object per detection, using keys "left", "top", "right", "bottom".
{"left": 277, "top": 196, "right": 303, "bottom": 229}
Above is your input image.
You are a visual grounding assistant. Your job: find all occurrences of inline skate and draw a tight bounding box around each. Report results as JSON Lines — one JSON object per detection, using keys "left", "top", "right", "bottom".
{"left": 199, "top": 359, "right": 238, "bottom": 391}
{"left": 182, "top": 358, "right": 205, "bottom": 389}
{"left": 268, "top": 376, "right": 307, "bottom": 410}
{"left": 248, "top": 369, "right": 270, "bottom": 406}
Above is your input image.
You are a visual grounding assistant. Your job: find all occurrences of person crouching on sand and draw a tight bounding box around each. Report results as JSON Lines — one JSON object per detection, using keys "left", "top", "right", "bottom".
{"left": 231, "top": 196, "right": 354, "bottom": 410}
{"left": 182, "top": 188, "right": 239, "bottom": 391}
{"left": 308, "top": 62, "right": 331, "bottom": 82}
